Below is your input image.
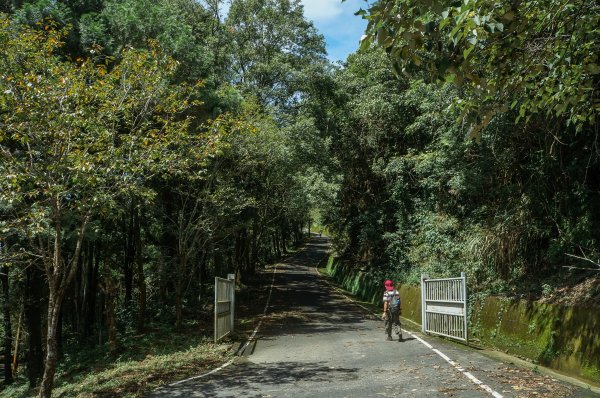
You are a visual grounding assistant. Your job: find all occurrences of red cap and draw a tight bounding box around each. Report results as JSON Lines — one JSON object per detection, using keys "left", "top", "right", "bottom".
{"left": 384, "top": 280, "right": 394, "bottom": 291}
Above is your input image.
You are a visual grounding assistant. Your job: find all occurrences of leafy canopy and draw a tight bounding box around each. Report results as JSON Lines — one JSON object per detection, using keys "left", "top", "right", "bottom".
{"left": 358, "top": 0, "right": 600, "bottom": 133}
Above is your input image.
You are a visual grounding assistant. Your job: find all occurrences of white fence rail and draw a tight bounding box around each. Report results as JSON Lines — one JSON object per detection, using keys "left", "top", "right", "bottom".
{"left": 214, "top": 275, "right": 235, "bottom": 342}
{"left": 421, "top": 272, "right": 467, "bottom": 342}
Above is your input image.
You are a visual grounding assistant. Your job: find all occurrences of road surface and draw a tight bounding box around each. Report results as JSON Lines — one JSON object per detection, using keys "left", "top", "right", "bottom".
{"left": 151, "top": 237, "right": 596, "bottom": 398}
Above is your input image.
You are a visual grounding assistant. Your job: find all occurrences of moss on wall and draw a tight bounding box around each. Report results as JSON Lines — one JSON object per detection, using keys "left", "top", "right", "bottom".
{"left": 326, "top": 256, "right": 600, "bottom": 385}
{"left": 470, "top": 296, "right": 600, "bottom": 384}
{"left": 326, "top": 256, "right": 422, "bottom": 323}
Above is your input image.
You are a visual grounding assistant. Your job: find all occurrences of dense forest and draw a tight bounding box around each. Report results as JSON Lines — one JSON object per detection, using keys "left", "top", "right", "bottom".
{"left": 0, "top": 0, "right": 598, "bottom": 396}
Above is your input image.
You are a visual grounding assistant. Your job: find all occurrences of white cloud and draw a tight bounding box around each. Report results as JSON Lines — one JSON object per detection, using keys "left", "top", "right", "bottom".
{"left": 216, "top": 0, "right": 367, "bottom": 62}
{"left": 301, "top": 0, "right": 344, "bottom": 22}
{"left": 301, "top": 0, "right": 367, "bottom": 61}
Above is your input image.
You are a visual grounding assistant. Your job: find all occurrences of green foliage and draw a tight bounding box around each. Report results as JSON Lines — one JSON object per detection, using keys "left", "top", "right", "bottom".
{"left": 360, "top": 0, "right": 600, "bottom": 133}
{"left": 0, "top": 17, "right": 209, "bottom": 244}
{"left": 92, "top": 0, "right": 214, "bottom": 78}
{"left": 1, "top": 0, "right": 597, "bottom": 393}
{"left": 328, "top": 47, "right": 600, "bottom": 293}
{"left": 226, "top": 0, "right": 327, "bottom": 111}
{"left": 0, "top": 325, "right": 230, "bottom": 398}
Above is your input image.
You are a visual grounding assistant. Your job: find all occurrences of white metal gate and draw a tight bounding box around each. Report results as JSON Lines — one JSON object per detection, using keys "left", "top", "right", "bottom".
{"left": 421, "top": 272, "right": 467, "bottom": 342}
{"left": 214, "top": 275, "right": 235, "bottom": 342}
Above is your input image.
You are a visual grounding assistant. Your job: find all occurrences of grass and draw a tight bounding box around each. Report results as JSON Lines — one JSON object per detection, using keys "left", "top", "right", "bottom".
{"left": 0, "top": 324, "right": 233, "bottom": 398}
{"left": 0, "top": 244, "right": 305, "bottom": 398}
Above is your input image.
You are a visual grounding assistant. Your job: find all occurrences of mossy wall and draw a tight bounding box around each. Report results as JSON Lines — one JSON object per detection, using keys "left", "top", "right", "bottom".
{"left": 326, "top": 256, "right": 600, "bottom": 386}
{"left": 471, "top": 296, "right": 600, "bottom": 384}
{"left": 325, "top": 256, "right": 422, "bottom": 324}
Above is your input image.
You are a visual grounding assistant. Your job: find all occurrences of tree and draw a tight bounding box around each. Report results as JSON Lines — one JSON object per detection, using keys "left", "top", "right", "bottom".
{"left": 324, "top": 43, "right": 600, "bottom": 292}
{"left": 0, "top": 263, "right": 13, "bottom": 384}
{"left": 226, "top": 0, "right": 327, "bottom": 111}
{"left": 326, "top": 48, "right": 412, "bottom": 264}
{"left": 359, "top": 0, "right": 599, "bottom": 133}
{"left": 0, "top": 17, "right": 217, "bottom": 397}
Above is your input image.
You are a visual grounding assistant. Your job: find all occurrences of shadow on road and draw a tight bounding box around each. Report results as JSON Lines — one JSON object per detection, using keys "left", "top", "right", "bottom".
{"left": 157, "top": 360, "right": 359, "bottom": 397}
{"left": 253, "top": 237, "right": 375, "bottom": 338}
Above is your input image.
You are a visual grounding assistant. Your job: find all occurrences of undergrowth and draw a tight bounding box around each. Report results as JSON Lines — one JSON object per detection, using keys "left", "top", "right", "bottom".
{"left": 0, "top": 323, "right": 232, "bottom": 398}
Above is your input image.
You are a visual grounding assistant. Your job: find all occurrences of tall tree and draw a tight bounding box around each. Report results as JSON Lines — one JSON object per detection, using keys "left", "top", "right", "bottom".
{"left": 0, "top": 18, "right": 218, "bottom": 396}
{"left": 0, "top": 264, "right": 13, "bottom": 384}
{"left": 226, "top": 0, "right": 327, "bottom": 111}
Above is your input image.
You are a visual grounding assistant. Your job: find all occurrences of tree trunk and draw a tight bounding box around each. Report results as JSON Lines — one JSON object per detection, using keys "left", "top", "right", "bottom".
{"left": 281, "top": 225, "right": 288, "bottom": 254}
{"left": 272, "top": 233, "right": 280, "bottom": 258}
{"left": 38, "top": 289, "right": 62, "bottom": 398}
{"left": 38, "top": 203, "right": 90, "bottom": 398}
{"left": 175, "top": 250, "right": 188, "bottom": 330}
{"left": 106, "top": 289, "right": 117, "bottom": 356}
{"left": 25, "top": 265, "right": 44, "bottom": 387}
{"left": 1, "top": 265, "right": 13, "bottom": 384}
{"left": 135, "top": 209, "right": 146, "bottom": 333}
{"left": 83, "top": 242, "right": 98, "bottom": 344}
{"left": 56, "top": 307, "right": 64, "bottom": 360}
{"left": 123, "top": 201, "right": 135, "bottom": 309}
{"left": 175, "top": 290, "right": 183, "bottom": 330}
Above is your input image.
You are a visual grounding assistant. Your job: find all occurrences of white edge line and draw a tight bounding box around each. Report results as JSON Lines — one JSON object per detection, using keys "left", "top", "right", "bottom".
{"left": 406, "top": 330, "right": 503, "bottom": 398}
{"left": 168, "top": 358, "right": 235, "bottom": 386}
{"left": 314, "top": 265, "right": 503, "bottom": 398}
{"left": 167, "top": 264, "right": 279, "bottom": 388}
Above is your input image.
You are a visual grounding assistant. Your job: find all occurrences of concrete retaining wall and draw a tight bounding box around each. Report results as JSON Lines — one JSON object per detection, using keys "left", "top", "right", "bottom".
{"left": 326, "top": 256, "right": 600, "bottom": 385}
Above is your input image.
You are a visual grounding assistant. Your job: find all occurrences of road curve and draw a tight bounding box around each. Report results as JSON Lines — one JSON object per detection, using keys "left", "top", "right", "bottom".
{"left": 150, "top": 237, "right": 593, "bottom": 398}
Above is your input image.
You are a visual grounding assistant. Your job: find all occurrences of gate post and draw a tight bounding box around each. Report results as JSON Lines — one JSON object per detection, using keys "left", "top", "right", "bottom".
{"left": 228, "top": 273, "right": 235, "bottom": 334}
{"left": 213, "top": 277, "right": 218, "bottom": 342}
{"left": 461, "top": 272, "right": 467, "bottom": 342}
{"left": 421, "top": 273, "right": 428, "bottom": 333}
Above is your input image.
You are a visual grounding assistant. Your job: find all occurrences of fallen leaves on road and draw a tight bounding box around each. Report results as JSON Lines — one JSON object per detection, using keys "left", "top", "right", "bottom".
{"left": 491, "top": 367, "right": 575, "bottom": 398}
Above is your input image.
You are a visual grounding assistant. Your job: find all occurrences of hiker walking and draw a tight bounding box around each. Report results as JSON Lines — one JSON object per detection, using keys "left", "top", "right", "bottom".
{"left": 382, "top": 280, "right": 402, "bottom": 341}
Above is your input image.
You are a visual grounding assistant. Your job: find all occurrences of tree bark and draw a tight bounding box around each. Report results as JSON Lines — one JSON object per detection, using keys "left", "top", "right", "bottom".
{"left": 281, "top": 224, "right": 288, "bottom": 254}
{"left": 175, "top": 290, "right": 183, "bottom": 330}
{"left": 83, "top": 242, "right": 98, "bottom": 344}
{"left": 135, "top": 209, "right": 146, "bottom": 333}
{"left": 174, "top": 253, "right": 186, "bottom": 330}
{"left": 56, "top": 308, "right": 63, "bottom": 360}
{"left": 39, "top": 288, "right": 62, "bottom": 398}
{"left": 1, "top": 265, "right": 13, "bottom": 384}
{"left": 25, "top": 265, "right": 44, "bottom": 387}
{"left": 106, "top": 288, "right": 117, "bottom": 356}
{"left": 123, "top": 200, "right": 136, "bottom": 309}
{"left": 38, "top": 203, "right": 90, "bottom": 398}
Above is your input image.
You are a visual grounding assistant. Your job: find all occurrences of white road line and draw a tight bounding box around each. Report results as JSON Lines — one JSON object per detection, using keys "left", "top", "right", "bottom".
{"left": 313, "top": 265, "right": 503, "bottom": 398}
{"left": 168, "top": 358, "right": 235, "bottom": 386}
{"left": 412, "top": 333, "right": 433, "bottom": 349}
{"left": 405, "top": 330, "right": 503, "bottom": 398}
{"left": 168, "top": 264, "right": 279, "bottom": 387}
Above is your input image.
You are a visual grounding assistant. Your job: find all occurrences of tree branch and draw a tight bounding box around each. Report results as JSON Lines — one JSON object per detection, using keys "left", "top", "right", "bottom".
{"left": 565, "top": 253, "right": 600, "bottom": 269}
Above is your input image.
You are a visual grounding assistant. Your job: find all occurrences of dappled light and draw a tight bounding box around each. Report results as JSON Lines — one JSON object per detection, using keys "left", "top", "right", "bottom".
{"left": 0, "top": 0, "right": 598, "bottom": 396}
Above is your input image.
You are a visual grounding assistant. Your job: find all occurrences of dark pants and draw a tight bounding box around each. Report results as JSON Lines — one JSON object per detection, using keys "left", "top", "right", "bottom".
{"left": 385, "top": 308, "right": 400, "bottom": 337}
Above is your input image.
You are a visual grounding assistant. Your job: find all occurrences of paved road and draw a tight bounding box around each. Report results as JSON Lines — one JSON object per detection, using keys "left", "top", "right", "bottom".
{"left": 151, "top": 237, "right": 596, "bottom": 398}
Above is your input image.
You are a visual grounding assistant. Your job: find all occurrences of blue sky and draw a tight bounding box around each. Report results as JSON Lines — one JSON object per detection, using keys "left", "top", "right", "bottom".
{"left": 219, "top": 0, "right": 368, "bottom": 63}
{"left": 300, "top": 0, "right": 368, "bottom": 62}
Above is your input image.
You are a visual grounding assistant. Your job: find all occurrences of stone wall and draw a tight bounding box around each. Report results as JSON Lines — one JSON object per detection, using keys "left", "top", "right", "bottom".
{"left": 326, "top": 256, "right": 600, "bottom": 385}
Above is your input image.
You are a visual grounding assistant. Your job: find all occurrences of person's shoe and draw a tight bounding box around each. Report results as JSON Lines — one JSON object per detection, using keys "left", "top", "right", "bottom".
{"left": 387, "top": 335, "right": 393, "bottom": 341}
{"left": 398, "top": 333, "right": 403, "bottom": 342}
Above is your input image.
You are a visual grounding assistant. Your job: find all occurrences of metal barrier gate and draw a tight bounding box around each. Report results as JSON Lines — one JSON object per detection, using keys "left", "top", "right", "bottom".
{"left": 421, "top": 272, "right": 467, "bottom": 342}
{"left": 214, "top": 275, "right": 235, "bottom": 342}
